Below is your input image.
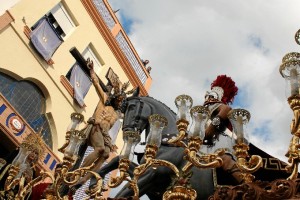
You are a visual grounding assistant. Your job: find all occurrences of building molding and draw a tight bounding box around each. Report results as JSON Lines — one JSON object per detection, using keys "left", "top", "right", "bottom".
{"left": 81, "top": 0, "right": 150, "bottom": 96}
{"left": 0, "top": 94, "right": 60, "bottom": 172}
{"left": 0, "top": 10, "right": 14, "bottom": 32}
{"left": 60, "top": 75, "right": 75, "bottom": 98}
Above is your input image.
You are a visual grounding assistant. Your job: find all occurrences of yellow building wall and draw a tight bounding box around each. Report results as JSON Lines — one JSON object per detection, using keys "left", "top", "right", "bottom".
{"left": 0, "top": 0, "right": 133, "bottom": 158}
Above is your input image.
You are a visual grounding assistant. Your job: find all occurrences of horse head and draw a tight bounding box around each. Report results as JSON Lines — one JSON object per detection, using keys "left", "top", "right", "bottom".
{"left": 121, "top": 87, "right": 178, "bottom": 142}
{"left": 121, "top": 87, "right": 152, "bottom": 134}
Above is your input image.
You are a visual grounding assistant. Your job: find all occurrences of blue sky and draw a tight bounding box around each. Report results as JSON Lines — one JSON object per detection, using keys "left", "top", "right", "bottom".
{"left": 108, "top": 1, "right": 300, "bottom": 199}
{"left": 119, "top": 12, "right": 134, "bottom": 34}
{"left": 109, "top": 0, "right": 300, "bottom": 161}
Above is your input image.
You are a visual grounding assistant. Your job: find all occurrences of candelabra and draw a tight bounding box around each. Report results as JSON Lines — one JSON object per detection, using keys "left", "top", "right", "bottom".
{"left": 163, "top": 95, "right": 225, "bottom": 200}
{"left": 108, "top": 130, "right": 141, "bottom": 193}
{"left": 0, "top": 133, "right": 53, "bottom": 200}
{"left": 0, "top": 112, "right": 106, "bottom": 200}
{"left": 41, "top": 112, "right": 106, "bottom": 200}
{"left": 228, "top": 109, "right": 262, "bottom": 183}
{"left": 109, "top": 114, "right": 180, "bottom": 198}
{"left": 280, "top": 52, "right": 300, "bottom": 180}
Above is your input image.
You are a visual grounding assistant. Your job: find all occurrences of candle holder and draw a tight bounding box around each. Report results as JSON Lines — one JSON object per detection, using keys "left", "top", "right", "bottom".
{"left": 166, "top": 101, "right": 225, "bottom": 200}
{"left": 182, "top": 106, "right": 224, "bottom": 172}
{"left": 280, "top": 52, "right": 300, "bottom": 97}
{"left": 280, "top": 56, "right": 300, "bottom": 180}
{"left": 58, "top": 112, "right": 84, "bottom": 153}
{"left": 109, "top": 114, "right": 179, "bottom": 199}
{"left": 228, "top": 109, "right": 262, "bottom": 183}
{"left": 109, "top": 131, "right": 140, "bottom": 188}
{"left": 44, "top": 129, "right": 104, "bottom": 199}
{"left": 110, "top": 114, "right": 180, "bottom": 198}
{"left": 295, "top": 29, "right": 300, "bottom": 45}
{"left": 169, "top": 95, "right": 193, "bottom": 145}
{"left": 1, "top": 133, "right": 53, "bottom": 200}
{"left": 131, "top": 114, "right": 180, "bottom": 198}
{"left": 38, "top": 112, "right": 106, "bottom": 199}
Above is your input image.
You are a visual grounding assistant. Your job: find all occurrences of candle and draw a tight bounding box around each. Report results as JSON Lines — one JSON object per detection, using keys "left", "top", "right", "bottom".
{"left": 178, "top": 99, "right": 187, "bottom": 120}
{"left": 236, "top": 115, "right": 244, "bottom": 143}
{"left": 290, "top": 68, "right": 299, "bottom": 96}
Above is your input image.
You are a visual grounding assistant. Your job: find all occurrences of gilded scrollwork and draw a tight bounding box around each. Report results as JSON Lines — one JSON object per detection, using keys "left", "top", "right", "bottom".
{"left": 209, "top": 179, "right": 300, "bottom": 200}
{"left": 284, "top": 95, "right": 300, "bottom": 180}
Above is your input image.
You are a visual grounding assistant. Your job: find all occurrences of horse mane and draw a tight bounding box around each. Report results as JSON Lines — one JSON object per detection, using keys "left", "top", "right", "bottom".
{"left": 141, "top": 96, "right": 176, "bottom": 116}
{"left": 139, "top": 96, "right": 178, "bottom": 136}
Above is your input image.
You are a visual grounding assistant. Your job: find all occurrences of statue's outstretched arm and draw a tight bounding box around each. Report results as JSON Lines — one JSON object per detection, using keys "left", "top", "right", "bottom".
{"left": 88, "top": 61, "right": 107, "bottom": 103}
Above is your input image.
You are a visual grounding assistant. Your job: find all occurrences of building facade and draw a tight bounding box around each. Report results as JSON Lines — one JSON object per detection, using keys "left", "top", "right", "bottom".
{"left": 0, "top": 0, "right": 151, "bottom": 198}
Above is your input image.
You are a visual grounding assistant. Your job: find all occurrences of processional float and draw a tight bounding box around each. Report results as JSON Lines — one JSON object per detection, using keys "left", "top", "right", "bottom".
{"left": 109, "top": 93, "right": 263, "bottom": 200}
{"left": 3, "top": 30, "right": 300, "bottom": 200}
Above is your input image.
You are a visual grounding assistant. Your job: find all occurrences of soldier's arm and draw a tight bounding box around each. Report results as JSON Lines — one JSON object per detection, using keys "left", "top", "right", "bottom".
{"left": 205, "top": 104, "right": 232, "bottom": 141}
{"left": 217, "top": 104, "right": 232, "bottom": 119}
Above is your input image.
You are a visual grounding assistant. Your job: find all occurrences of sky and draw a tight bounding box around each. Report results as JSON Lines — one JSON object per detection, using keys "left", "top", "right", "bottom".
{"left": 107, "top": 0, "right": 300, "bottom": 163}
{"left": 106, "top": 0, "right": 300, "bottom": 198}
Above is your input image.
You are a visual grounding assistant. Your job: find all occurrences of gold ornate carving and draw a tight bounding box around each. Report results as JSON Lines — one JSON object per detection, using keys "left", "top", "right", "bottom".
{"left": 209, "top": 179, "right": 300, "bottom": 200}
{"left": 168, "top": 119, "right": 189, "bottom": 146}
{"left": 130, "top": 144, "right": 179, "bottom": 198}
{"left": 109, "top": 158, "right": 130, "bottom": 188}
{"left": 174, "top": 95, "right": 193, "bottom": 108}
{"left": 233, "top": 143, "right": 263, "bottom": 183}
{"left": 285, "top": 95, "right": 300, "bottom": 180}
{"left": 123, "top": 131, "right": 141, "bottom": 142}
{"left": 163, "top": 186, "right": 197, "bottom": 200}
{"left": 149, "top": 114, "right": 168, "bottom": 127}
{"left": 20, "top": 132, "right": 46, "bottom": 161}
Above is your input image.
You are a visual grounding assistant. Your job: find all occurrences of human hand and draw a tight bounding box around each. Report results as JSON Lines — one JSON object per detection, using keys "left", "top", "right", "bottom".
{"left": 86, "top": 58, "right": 94, "bottom": 70}
{"left": 87, "top": 117, "right": 95, "bottom": 124}
{"left": 205, "top": 125, "right": 216, "bottom": 138}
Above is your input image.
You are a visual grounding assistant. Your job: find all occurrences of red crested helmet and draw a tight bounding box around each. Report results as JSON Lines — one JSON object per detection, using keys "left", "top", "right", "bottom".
{"left": 210, "top": 75, "right": 238, "bottom": 104}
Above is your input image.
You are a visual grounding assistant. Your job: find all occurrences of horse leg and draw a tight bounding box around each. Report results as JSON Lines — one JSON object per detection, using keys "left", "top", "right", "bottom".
{"left": 115, "top": 169, "right": 157, "bottom": 199}
{"left": 97, "top": 156, "right": 120, "bottom": 178}
{"left": 89, "top": 156, "right": 120, "bottom": 190}
{"left": 89, "top": 156, "right": 138, "bottom": 189}
{"left": 221, "top": 154, "right": 243, "bottom": 183}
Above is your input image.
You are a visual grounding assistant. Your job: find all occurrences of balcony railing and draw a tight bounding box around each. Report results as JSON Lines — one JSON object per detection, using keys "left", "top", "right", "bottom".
{"left": 115, "top": 32, "right": 147, "bottom": 84}
{"left": 91, "top": 0, "right": 148, "bottom": 85}
{"left": 92, "top": 0, "right": 115, "bottom": 30}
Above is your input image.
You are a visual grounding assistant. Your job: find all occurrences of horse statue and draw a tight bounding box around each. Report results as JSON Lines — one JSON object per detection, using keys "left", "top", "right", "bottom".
{"left": 89, "top": 88, "right": 230, "bottom": 200}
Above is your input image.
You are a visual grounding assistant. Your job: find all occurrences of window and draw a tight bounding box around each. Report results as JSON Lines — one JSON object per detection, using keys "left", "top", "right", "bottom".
{"left": 47, "top": 2, "right": 75, "bottom": 39}
{"left": 82, "top": 46, "right": 103, "bottom": 74}
{"left": 30, "top": 17, "right": 63, "bottom": 62}
{"left": 0, "top": 72, "right": 53, "bottom": 149}
{"left": 65, "top": 45, "right": 103, "bottom": 107}
{"left": 29, "top": 2, "right": 75, "bottom": 62}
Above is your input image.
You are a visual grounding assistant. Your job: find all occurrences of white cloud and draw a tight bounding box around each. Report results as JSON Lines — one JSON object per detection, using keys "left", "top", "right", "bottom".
{"left": 109, "top": 0, "right": 300, "bottom": 165}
